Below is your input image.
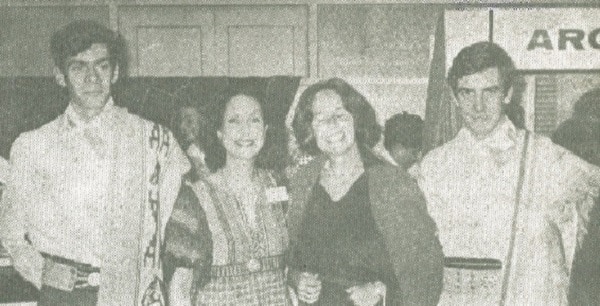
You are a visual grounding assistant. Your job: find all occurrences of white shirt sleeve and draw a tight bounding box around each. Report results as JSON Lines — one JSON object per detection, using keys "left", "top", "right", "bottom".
{"left": 0, "top": 156, "right": 9, "bottom": 185}
{"left": 0, "top": 136, "right": 44, "bottom": 288}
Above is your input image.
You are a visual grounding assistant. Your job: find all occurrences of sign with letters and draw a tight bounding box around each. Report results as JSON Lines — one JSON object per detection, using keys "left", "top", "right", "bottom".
{"left": 493, "top": 8, "right": 600, "bottom": 70}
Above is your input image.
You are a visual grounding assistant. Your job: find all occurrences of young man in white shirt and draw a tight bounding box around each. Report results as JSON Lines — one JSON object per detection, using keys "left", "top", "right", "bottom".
{"left": 0, "top": 20, "right": 189, "bottom": 305}
{"left": 419, "top": 41, "right": 600, "bottom": 305}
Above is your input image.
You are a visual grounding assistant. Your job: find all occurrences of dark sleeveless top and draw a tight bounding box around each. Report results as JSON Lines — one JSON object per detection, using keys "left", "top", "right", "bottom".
{"left": 292, "top": 173, "right": 398, "bottom": 305}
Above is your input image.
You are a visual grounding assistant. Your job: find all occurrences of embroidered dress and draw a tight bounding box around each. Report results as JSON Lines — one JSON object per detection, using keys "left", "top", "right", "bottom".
{"left": 419, "top": 118, "right": 600, "bottom": 305}
{"left": 164, "top": 169, "right": 290, "bottom": 306}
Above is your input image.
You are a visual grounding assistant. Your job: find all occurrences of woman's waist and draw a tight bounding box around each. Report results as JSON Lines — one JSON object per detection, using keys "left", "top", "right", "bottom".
{"left": 210, "top": 255, "right": 285, "bottom": 278}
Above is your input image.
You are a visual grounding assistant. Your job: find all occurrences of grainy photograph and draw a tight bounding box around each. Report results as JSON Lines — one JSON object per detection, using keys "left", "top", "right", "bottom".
{"left": 0, "top": 1, "right": 598, "bottom": 306}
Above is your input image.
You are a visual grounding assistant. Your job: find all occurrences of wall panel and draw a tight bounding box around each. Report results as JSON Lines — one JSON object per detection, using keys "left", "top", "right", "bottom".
{"left": 317, "top": 4, "right": 440, "bottom": 78}
{"left": 227, "top": 25, "right": 296, "bottom": 76}
{"left": 136, "top": 26, "right": 204, "bottom": 75}
{"left": 0, "top": 6, "right": 109, "bottom": 76}
{"left": 118, "top": 6, "right": 214, "bottom": 76}
{"left": 214, "top": 5, "right": 308, "bottom": 76}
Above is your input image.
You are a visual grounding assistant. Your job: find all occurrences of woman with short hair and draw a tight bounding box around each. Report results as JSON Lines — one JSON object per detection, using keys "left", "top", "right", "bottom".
{"left": 287, "top": 78, "right": 443, "bottom": 306}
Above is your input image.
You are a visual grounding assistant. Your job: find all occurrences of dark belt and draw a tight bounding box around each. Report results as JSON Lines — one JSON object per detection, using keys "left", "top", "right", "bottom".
{"left": 444, "top": 257, "right": 502, "bottom": 270}
{"left": 41, "top": 253, "right": 101, "bottom": 291}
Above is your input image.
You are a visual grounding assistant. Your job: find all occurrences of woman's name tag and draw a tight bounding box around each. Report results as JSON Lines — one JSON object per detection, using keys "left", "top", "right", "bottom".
{"left": 265, "top": 186, "right": 289, "bottom": 203}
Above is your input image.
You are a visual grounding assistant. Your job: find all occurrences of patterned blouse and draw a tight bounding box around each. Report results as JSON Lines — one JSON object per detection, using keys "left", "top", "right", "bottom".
{"left": 164, "top": 169, "right": 289, "bottom": 305}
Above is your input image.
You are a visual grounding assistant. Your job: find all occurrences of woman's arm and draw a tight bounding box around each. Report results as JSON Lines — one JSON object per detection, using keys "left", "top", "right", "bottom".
{"left": 369, "top": 166, "right": 444, "bottom": 305}
{"left": 163, "top": 183, "right": 213, "bottom": 300}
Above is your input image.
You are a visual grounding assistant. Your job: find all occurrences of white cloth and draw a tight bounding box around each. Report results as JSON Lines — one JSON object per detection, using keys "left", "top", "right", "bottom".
{"left": 0, "top": 98, "right": 190, "bottom": 304}
{"left": 419, "top": 118, "right": 600, "bottom": 305}
{"left": 6, "top": 99, "right": 118, "bottom": 266}
{"left": 186, "top": 142, "right": 209, "bottom": 176}
{"left": 0, "top": 156, "right": 9, "bottom": 185}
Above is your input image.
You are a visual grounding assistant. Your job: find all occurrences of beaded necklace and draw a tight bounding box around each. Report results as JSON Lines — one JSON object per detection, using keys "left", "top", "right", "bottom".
{"left": 217, "top": 169, "right": 265, "bottom": 271}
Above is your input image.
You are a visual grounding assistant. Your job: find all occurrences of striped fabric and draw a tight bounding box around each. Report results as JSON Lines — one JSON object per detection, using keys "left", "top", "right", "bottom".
{"left": 195, "top": 268, "right": 288, "bottom": 305}
{"left": 441, "top": 267, "right": 503, "bottom": 305}
{"left": 165, "top": 169, "right": 290, "bottom": 305}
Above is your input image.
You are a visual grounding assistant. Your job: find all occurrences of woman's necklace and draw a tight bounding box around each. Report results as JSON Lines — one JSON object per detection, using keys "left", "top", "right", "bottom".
{"left": 220, "top": 169, "right": 260, "bottom": 228}
{"left": 219, "top": 169, "right": 264, "bottom": 272}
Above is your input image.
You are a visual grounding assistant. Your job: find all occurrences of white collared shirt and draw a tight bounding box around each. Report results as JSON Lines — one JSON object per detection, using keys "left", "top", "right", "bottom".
{"left": 20, "top": 99, "right": 117, "bottom": 266}
{"left": 419, "top": 118, "right": 525, "bottom": 259}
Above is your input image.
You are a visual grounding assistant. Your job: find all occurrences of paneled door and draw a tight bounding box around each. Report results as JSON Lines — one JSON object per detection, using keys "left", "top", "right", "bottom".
{"left": 118, "top": 6, "right": 215, "bottom": 76}
{"left": 213, "top": 5, "right": 308, "bottom": 77}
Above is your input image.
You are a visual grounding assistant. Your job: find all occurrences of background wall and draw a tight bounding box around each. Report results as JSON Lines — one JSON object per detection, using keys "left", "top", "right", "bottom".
{"left": 1, "top": 0, "right": 598, "bottom": 146}
{"left": 0, "top": 1, "right": 441, "bottom": 128}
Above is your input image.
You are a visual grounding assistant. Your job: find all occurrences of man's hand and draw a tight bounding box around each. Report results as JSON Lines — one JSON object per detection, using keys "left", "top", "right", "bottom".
{"left": 346, "top": 281, "right": 386, "bottom": 306}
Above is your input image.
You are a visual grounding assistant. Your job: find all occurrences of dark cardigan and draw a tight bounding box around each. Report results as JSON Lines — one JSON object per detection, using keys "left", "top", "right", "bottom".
{"left": 287, "top": 157, "right": 444, "bottom": 306}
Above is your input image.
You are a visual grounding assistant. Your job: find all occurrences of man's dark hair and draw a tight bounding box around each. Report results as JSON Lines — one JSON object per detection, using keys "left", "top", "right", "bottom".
{"left": 383, "top": 112, "right": 423, "bottom": 152}
{"left": 448, "top": 41, "right": 515, "bottom": 95}
{"left": 50, "top": 20, "right": 125, "bottom": 73}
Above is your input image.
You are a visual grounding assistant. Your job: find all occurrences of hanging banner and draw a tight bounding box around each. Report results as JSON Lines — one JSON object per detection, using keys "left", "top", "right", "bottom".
{"left": 493, "top": 8, "right": 600, "bottom": 70}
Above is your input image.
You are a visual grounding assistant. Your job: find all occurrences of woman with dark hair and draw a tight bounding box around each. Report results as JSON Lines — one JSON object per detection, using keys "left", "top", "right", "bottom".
{"left": 164, "top": 88, "right": 290, "bottom": 305}
{"left": 287, "top": 78, "right": 443, "bottom": 305}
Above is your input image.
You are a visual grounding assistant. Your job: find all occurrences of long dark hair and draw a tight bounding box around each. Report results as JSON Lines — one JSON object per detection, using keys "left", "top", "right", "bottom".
{"left": 292, "top": 78, "right": 382, "bottom": 167}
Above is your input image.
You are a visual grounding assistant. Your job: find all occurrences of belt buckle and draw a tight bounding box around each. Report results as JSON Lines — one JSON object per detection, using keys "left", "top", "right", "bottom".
{"left": 42, "top": 260, "right": 76, "bottom": 291}
{"left": 87, "top": 272, "right": 101, "bottom": 287}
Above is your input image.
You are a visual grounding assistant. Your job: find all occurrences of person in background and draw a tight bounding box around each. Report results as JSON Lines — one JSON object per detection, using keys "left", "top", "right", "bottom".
{"left": 419, "top": 41, "right": 600, "bottom": 305}
{"left": 175, "top": 105, "right": 214, "bottom": 179}
{"left": 383, "top": 112, "right": 424, "bottom": 177}
{"left": 552, "top": 88, "right": 600, "bottom": 305}
{"left": 552, "top": 88, "right": 600, "bottom": 167}
{"left": 0, "top": 20, "right": 189, "bottom": 305}
{"left": 164, "top": 88, "right": 290, "bottom": 305}
{"left": 287, "top": 78, "right": 443, "bottom": 306}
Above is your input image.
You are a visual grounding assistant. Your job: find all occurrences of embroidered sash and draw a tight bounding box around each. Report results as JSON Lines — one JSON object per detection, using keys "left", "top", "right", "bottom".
{"left": 96, "top": 111, "right": 175, "bottom": 306}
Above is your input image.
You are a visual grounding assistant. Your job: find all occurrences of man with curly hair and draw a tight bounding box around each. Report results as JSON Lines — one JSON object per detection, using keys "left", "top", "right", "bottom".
{"left": 0, "top": 20, "right": 189, "bottom": 305}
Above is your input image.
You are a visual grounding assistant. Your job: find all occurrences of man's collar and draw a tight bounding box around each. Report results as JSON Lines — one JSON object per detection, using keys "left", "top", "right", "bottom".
{"left": 458, "top": 117, "right": 518, "bottom": 152}
{"left": 64, "top": 97, "right": 115, "bottom": 129}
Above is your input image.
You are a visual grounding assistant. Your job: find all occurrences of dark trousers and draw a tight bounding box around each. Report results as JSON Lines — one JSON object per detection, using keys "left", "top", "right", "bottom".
{"left": 38, "top": 285, "right": 98, "bottom": 306}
